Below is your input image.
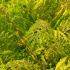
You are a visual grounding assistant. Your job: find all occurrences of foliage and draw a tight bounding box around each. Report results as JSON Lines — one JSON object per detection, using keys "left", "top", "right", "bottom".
{"left": 55, "top": 56, "right": 70, "bottom": 70}
{"left": 0, "top": 0, "right": 70, "bottom": 70}
{"left": 0, "top": 59, "right": 40, "bottom": 70}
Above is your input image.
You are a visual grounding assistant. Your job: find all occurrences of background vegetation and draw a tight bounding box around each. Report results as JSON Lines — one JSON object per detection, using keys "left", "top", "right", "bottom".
{"left": 0, "top": 0, "right": 70, "bottom": 70}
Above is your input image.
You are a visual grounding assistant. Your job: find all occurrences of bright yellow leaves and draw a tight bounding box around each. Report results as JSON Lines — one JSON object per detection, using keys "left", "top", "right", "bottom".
{"left": 55, "top": 56, "right": 70, "bottom": 70}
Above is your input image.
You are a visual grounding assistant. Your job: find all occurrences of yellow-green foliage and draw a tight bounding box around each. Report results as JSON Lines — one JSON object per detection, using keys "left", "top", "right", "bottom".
{"left": 55, "top": 56, "right": 70, "bottom": 70}
{"left": 0, "top": 60, "right": 40, "bottom": 70}
{"left": 0, "top": 0, "right": 70, "bottom": 70}
{"left": 21, "top": 19, "right": 70, "bottom": 68}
